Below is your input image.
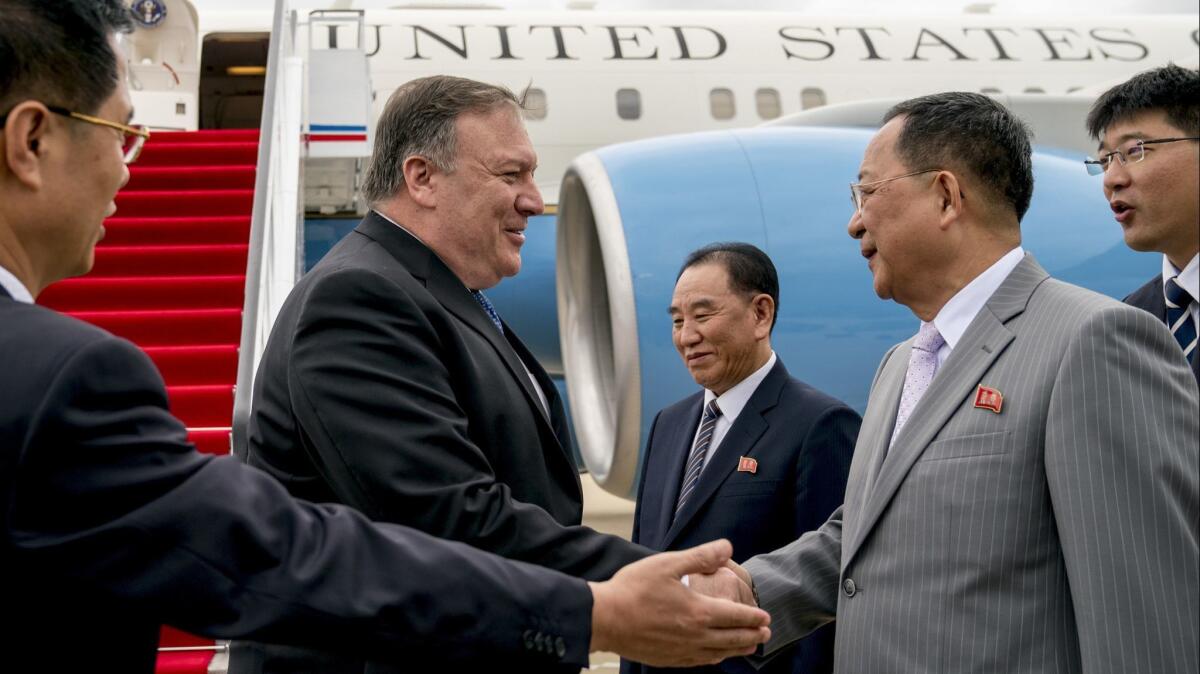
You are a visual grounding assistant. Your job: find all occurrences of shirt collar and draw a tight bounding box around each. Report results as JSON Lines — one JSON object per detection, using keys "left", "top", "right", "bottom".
{"left": 932, "top": 246, "right": 1025, "bottom": 351}
{"left": 0, "top": 264, "right": 34, "bottom": 304}
{"left": 1162, "top": 253, "right": 1199, "bottom": 303}
{"left": 703, "top": 351, "right": 777, "bottom": 423}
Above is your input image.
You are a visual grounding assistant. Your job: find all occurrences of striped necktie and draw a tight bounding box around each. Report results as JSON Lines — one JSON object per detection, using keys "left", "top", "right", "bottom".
{"left": 675, "top": 399, "right": 721, "bottom": 517}
{"left": 470, "top": 290, "right": 504, "bottom": 334}
{"left": 1165, "top": 276, "right": 1196, "bottom": 364}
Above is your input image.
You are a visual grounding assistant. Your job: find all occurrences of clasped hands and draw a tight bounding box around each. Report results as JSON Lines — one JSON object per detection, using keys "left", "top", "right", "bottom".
{"left": 589, "top": 539, "right": 766, "bottom": 667}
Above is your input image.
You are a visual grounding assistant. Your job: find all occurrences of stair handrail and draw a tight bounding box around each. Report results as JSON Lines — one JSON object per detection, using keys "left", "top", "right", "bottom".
{"left": 231, "top": 0, "right": 303, "bottom": 459}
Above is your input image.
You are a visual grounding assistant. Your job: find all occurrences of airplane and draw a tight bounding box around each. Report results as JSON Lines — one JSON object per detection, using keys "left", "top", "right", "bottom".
{"left": 77, "top": 2, "right": 1192, "bottom": 671}
{"left": 115, "top": 0, "right": 1196, "bottom": 494}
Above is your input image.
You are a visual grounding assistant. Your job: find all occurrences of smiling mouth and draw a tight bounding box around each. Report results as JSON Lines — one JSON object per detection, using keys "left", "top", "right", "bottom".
{"left": 686, "top": 352, "right": 712, "bottom": 364}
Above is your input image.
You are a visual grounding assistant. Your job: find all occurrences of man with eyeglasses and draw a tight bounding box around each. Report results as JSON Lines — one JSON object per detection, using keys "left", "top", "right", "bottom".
{"left": 0, "top": 1, "right": 772, "bottom": 672}
{"left": 1085, "top": 65, "right": 1200, "bottom": 384}
{"left": 689, "top": 91, "right": 1198, "bottom": 674}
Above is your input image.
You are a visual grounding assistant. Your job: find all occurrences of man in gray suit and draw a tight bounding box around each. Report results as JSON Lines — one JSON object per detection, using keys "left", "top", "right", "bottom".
{"left": 694, "top": 92, "right": 1199, "bottom": 673}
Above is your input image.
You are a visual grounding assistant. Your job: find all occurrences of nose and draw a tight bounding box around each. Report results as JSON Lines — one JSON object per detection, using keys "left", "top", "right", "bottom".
{"left": 847, "top": 210, "right": 865, "bottom": 240}
{"left": 517, "top": 181, "right": 544, "bottom": 217}
{"left": 1102, "top": 158, "right": 1130, "bottom": 194}
{"left": 677, "top": 319, "right": 702, "bottom": 348}
{"left": 119, "top": 162, "right": 131, "bottom": 190}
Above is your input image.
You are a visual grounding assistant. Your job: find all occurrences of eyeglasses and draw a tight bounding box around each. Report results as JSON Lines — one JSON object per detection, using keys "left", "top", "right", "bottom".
{"left": 0, "top": 103, "right": 150, "bottom": 164}
{"left": 849, "top": 168, "right": 942, "bottom": 213}
{"left": 1084, "top": 137, "right": 1200, "bottom": 176}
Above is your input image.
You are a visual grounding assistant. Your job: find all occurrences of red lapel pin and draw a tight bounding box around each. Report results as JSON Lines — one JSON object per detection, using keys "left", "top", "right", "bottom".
{"left": 973, "top": 385, "right": 1004, "bottom": 414}
{"left": 737, "top": 456, "right": 758, "bottom": 474}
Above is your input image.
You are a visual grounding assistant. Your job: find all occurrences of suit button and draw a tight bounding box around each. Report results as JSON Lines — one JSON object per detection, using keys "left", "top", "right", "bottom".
{"left": 842, "top": 578, "right": 857, "bottom": 597}
{"left": 554, "top": 636, "right": 566, "bottom": 657}
{"left": 523, "top": 629, "right": 535, "bottom": 650}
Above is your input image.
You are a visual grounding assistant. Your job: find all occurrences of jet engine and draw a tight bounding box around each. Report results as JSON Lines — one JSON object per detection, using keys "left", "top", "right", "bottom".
{"left": 556, "top": 126, "right": 1153, "bottom": 496}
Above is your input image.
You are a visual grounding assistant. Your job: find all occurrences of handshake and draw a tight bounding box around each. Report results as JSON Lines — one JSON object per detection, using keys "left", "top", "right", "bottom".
{"left": 589, "top": 539, "right": 765, "bottom": 667}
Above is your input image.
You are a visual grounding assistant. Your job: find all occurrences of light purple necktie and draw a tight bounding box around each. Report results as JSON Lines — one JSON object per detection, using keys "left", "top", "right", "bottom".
{"left": 889, "top": 321, "right": 946, "bottom": 448}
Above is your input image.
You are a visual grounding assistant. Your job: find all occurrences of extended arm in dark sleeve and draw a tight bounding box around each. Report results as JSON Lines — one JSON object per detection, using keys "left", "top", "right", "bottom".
{"left": 285, "top": 267, "right": 647, "bottom": 579}
{"left": 9, "top": 335, "right": 592, "bottom": 669}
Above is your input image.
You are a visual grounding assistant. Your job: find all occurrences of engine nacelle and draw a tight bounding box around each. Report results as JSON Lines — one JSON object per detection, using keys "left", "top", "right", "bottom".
{"left": 557, "top": 126, "right": 1154, "bottom": 497}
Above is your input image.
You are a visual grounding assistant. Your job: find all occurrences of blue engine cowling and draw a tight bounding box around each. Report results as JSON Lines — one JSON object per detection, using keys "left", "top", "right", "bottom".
{"left": 554, "top": 126, "right": 1156, "bottom": 497}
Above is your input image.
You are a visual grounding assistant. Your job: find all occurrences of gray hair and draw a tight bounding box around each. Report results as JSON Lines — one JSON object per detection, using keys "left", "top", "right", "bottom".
{"left": 361, "top": 75, "right": 522, "bottom": 205}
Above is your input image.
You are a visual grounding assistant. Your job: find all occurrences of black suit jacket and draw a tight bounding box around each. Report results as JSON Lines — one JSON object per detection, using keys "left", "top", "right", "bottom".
{"left": 0, "top": 288, "right": 593, "bottom": 674}
{"left": 1125, "top": 274, "right": 1200, "bottom": 384}
{"left": 622, "top": 359, "right": 859, "bottom": 674}
{"left": 240, "top": 212, "right": 648, "bottom": 672}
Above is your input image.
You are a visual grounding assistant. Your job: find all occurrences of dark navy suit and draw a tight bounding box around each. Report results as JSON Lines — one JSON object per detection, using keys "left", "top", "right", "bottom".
{"left": 0, "top": 286, "right": 592, "bottom": 674}
{"left": 622, "top": 358, "right": 860, "bottom": 674}
{"left": 1125, "top": 275, "right": 1200, "bottom": 384}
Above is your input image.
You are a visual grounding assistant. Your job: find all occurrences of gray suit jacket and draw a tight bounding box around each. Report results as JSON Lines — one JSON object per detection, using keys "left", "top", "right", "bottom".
{"left": 744, "top": 255, "right": 1199, "bottom": 674}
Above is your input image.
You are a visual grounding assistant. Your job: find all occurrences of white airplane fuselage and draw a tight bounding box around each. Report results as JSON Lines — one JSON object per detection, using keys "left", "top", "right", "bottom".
{"left": 162, "top": 6, "right": 1200, "bottom": 199}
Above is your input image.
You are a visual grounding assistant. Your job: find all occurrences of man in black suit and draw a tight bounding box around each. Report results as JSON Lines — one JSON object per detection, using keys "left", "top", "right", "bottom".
{"left": 240, "top": 75, "right": 661, "bottom": 670}
{"left": 1086, "top": 65, "right": 1199, "bottom": 384}
{"left": 623, "top": 244, "right": 860, "bottom": 674}
{"left": 0, "top": 2, "right": 772, "bottom": 671}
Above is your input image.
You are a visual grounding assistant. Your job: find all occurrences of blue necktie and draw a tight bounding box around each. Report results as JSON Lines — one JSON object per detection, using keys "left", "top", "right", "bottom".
{"left": 470, "top": 290, "right": 504, "bottom": 334}
{"left": 675, "top": 399, "right": 721, "bottom": 517}
{"left": 1164, "top": 276, "right": 1196, "bottom": 364}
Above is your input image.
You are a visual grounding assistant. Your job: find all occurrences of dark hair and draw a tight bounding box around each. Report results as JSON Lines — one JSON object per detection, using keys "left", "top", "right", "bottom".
{"left": 0, "top": 0, "right": 132, "bottom": 118}
{"left": 1087, "top": 64, "right": 1200, "bottom": 140}
{"left": 678, "top": 242, "right": 780, "bottom": 331}
{"left": 362, "top": 75, "right": 523, "bottom": 205}
{"left": 883, "top": 92, "right": 1034, "bottom": 222}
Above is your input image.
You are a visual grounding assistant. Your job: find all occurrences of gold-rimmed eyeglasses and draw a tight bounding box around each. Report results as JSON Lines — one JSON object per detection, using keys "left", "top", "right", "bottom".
{"left": 0, "top": 103, "right": 150, "bottom": 164}
{"left": 1084, "top": 137, "right": 1200, "bottom": 176}
{"left": 849, "top": 168, "right": 942, "bottom": 213}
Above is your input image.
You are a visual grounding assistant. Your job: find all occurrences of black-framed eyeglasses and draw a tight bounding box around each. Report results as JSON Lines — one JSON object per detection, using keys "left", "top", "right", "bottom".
{"left": 1084, "top": 137, "right": 1200, "bottom": 176}
{"left": 849, "top": 168, "right": 942, "bottom": 213}
{"left": 0, "top": 103, "right": 150, "bottom": 164}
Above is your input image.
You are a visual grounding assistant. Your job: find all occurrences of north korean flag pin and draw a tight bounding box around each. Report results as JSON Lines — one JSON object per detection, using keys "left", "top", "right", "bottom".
{"left": 973, "top": 385, "right": 1004, "bottom": 414}
{"left": 737, "top": 456, "right": 758, "bottom": 474}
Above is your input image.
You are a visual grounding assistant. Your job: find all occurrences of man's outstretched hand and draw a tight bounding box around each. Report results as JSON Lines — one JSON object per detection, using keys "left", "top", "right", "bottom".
{"left": 589, "top": 539, "right": 771, "bottom": 666}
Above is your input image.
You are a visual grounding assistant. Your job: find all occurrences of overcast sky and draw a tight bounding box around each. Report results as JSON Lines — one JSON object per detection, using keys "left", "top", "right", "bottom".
{"left": 201, "top": 0, "right": 1200, "bottom": 14}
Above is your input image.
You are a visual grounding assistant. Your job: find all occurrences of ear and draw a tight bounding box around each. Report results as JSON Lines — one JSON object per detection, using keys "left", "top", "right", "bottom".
{"left": 2, "top": 102, "right": 51, "bottom": 190}
{"left": 402, "top": 155, "right": 438, "bottom": 208}
{"left": 751, "top": 293, "right": 775, "bottom": 339}
{"left": 933, "top": 171, "right": 963, "bottom": 230}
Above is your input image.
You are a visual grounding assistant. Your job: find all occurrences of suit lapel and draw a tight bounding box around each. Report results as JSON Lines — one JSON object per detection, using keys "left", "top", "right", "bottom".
{"left": 648, "top": 398, "right": 704, "bottom": 549}
{"left": 844, "top": 255, "right": 1047, "bottom": 568}
{"left": 844, "top": 344, "right": 908, "bottom": 540}
{"left": 355, "top": 212, "right": 562, "bottom": 447}
{"left": 662, "top": 360, "right": 785, "bottom": 547}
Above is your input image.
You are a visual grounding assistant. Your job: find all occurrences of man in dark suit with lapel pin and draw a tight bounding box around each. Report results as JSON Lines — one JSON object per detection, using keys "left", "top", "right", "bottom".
{"left": 622, "top": 243, "right": 859, "bottom": 674}
{"left": 238, "top": 75, "right": 656, "bottom": 673}
{"left": 1085, "top": 64, "right": 1199, "bottom": 384}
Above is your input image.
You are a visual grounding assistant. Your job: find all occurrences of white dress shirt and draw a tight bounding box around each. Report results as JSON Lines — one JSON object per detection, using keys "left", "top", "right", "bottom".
{"left": 1162, "top": 253, "right": 1199, "bottom": 334}
{"left": 690, "top": 351, "right": 777, "bottom": 473}
{"left": 929, "top": 247, "right": 1026, "bottom": 367}
{"left": 0, "top": 264, "right": 33, "bottom": 304}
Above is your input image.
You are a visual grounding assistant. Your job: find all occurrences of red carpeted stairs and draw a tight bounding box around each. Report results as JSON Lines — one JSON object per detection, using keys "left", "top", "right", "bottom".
{"left": 39, "top": 128, "right": 259, "bottom": 674}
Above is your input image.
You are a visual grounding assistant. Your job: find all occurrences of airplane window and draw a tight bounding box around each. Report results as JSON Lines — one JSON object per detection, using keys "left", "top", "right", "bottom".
{"left": 756, "top": 88, "right": 781, "bottom": 119}
{"left": 710, "top": 88, "right": 736, "bottom": 120}
{"left": 522, "top": 87, "right": 548, "bottom": 121}
{"left": 981, "top": 87, "right": 1002, "bottom": 94}
{"left": 616, "top": 88, "right": 641, "bottom": 120}
{"left": 800, "top": 87, "right": 826, "bottom": 110}
{"left": 1023, "top": 87, "right": 1045, "bottom": 94}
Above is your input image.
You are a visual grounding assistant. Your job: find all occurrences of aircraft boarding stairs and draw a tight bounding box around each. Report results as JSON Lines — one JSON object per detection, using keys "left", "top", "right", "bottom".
{"left": 39, "top": 128, "right": 260, "bottom": 674}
